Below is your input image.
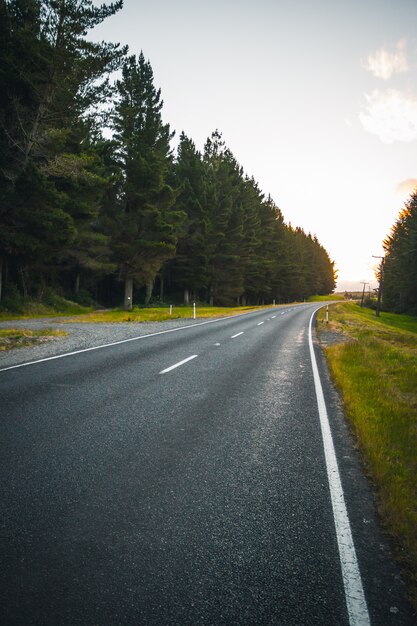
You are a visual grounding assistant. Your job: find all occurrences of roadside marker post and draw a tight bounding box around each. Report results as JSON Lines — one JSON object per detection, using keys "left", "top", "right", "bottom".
{"left": 326, "top": 305, "right": 329, "bottom": 323}
{"left": 193, "top": 302, "right": 196, "bottom": 319}
{"left": 169, "top": 305, "right": 172, "bottom": 316}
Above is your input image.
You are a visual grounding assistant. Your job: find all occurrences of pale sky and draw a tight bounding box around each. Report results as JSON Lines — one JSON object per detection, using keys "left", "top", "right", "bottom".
{"left": 93, "top": 0, "right": 417, "bottom": 290}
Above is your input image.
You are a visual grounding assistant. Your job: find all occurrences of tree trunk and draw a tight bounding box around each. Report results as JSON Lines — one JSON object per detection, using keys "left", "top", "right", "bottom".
{"left": 75, "top": 272, "right": 80, "bottom": 295}
{"left": 19, "top": 266, "right": 28, "bottom": 298}
{"left": 159, "top": 276, "right": 164, "bottom": 301}
{"left": 145, "top": 279, "right": 153, "bottom": 305}
{"left": 124, "top": 277, "right": 133, "bottom": 310}
{"left": 184, "top": 288, "right": 190, "bottom": 304}
{"left": 0, "top": 256, "right": 3, "bottom": 304}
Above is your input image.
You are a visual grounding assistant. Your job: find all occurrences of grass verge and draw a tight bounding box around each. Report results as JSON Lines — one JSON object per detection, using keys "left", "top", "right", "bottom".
{"left": 316, "top": 302, "right": 417, "bottom": 609}
{"left": 60, "top": 304, "right": 280, "bottom": 323}
{"left": 308, "top": 294, "right": 343, "bottom": 302}
{"left": 0, "top": 328, "right": 68, "bottom": 351}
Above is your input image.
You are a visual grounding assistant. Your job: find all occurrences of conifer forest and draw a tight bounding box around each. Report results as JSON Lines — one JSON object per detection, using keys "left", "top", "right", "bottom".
{"left": 0, "top": 0, "right": 337, "bottom": 309}
{"left": 382, "top": 190, "right": 417, "bottom": 315}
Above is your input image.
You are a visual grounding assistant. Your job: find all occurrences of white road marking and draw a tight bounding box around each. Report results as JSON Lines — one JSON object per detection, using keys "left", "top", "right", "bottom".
{"left": 308, "top": 309, "right": 370, "bottom": 626}
{"left": 257, "top": 322, "right": 264, "bottom": 326}
{"left": 0, "top": 308, "right": 277, "bottom": 373}
{"left": 214, "top": 342, "right": 221, "bottom": 346}
{"left": 231, "top": 332, "right": 244, "bottom": 338}
{"left": 272, "top": 315, "right": 276, "bottom": 319}
{"left": 159, "top": 354, "right": 198, "bottom": 374}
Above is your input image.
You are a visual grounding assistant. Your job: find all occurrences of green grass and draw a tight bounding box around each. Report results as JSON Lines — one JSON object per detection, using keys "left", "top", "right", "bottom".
{"left": 59, "top": 304, "right": 280, "bottom": 323}
{"left": 0, "top": 328, "right": 68, "bottom": 351}
{"left": 317, "top": 303, "right": 417, "bottom": 608}
{"left": 308, "top": 294, "right": 343, "bottom": 302}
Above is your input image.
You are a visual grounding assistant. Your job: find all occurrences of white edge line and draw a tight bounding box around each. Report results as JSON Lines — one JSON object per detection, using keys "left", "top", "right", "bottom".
{"left": 308, "top": 308, "right": 370, "bottom": 626}
{"left": 0, "top": 308, "right": 276, "bottom": 373}
{"left": 159, "top": 354, "right": 198, "bottom": 374}
{"left": 231, "top": 331, "right": 244, "bottom": 338}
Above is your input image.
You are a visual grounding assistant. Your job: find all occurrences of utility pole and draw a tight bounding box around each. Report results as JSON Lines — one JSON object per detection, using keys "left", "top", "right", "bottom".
{"left": 360, "top": 281, "right": 368, "bottom": 307}
{"left": 372, "top": 255, "right": 385, "bottom": 317}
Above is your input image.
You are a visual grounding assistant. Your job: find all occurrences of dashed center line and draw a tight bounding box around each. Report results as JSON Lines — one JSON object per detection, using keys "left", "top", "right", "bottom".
{"left": 257, "top": 322, "right": 264, "bottom": 326}
{"left": 272, "top": 315, "right": 276, "bottom": 319}
{"left": 159, "top": 354, "right": 198, "bottom": 374}
{"left": 231, "top": 332, "right": 244, "bottom": 339}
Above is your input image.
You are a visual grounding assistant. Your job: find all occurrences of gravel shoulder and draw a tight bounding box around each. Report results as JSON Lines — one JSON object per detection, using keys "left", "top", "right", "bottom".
{"left": 0, "top": 316, "right": 204, "bottom": 369}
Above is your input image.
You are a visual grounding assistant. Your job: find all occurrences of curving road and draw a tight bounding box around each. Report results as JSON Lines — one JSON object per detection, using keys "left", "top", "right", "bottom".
{"left": 0, "top": 304, "right": 413, "bottom": 625}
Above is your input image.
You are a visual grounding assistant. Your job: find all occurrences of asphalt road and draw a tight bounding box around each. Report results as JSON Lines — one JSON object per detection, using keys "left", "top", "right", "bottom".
{"left": 0, "top": 304, "right": 414, "bottom": 625}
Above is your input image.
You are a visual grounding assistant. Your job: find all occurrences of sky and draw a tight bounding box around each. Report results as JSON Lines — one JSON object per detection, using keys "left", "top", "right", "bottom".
{"left": 92, "top": 0, "right": 417, "bottom": 291}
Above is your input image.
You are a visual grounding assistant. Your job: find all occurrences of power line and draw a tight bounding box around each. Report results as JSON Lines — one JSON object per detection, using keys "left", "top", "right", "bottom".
{"left": 360, "top": 281, "right": 368, "bottom": 307}
{"left": 372, "top": 255, "right": 385, "bottom": 317}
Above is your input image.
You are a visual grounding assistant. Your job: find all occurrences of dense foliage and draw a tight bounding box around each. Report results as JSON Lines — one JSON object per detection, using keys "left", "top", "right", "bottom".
{"left": 0, "top": 0, "right": 336, "bottom": 310}
{"left": 382, "top": 191, "right": 417, "bottom": 314}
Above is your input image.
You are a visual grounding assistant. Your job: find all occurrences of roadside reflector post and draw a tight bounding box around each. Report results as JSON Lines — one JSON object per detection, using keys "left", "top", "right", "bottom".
{"left": 169, "top": 304, "right": 172, "bottom": 316}
{"left": 326, "top": 305, "right": 329, "bottom": 323}
{"left": 193, "top": 302, "right": 196, "bottom": 319}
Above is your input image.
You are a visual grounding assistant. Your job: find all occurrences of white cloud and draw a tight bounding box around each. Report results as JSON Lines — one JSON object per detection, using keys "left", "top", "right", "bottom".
{"left": 363, "top": 40, "right": 408, "bottom": 80}
{"left": 359, "top": 89, "right": 417, "bottom": 143}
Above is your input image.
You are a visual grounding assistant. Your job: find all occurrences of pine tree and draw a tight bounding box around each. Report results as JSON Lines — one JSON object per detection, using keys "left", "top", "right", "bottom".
{"left": 254, "top": 194, "right": 286, "bottom": 304}
{"left": 203, "top": 131, "right": 244, "bottom": 305}
{"left": 0, "top": 0, "right": 125, "bottom": 300}
{"left": 238, "top": 177, "right": 263, "bottom": 304}
{"left": 111, "top": 53, "right": 183, "bottom": 309}
{"left": 383, "top": 191, "right": 417, "bottom": 313}
{"left": 167, "top": 132, "right": 209, "bottom": 303}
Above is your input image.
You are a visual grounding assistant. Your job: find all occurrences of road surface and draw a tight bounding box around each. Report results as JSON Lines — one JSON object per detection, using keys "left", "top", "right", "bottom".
{"left": 0, "top": 304, "right": 413, "bottom": 625}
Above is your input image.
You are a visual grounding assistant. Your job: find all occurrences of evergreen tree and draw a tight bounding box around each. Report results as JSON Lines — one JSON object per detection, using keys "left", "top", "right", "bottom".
{"left": 203, "top": 131, "right": 244, "bottom": 305}
{"left": 383, "top": 191, "right": 417, "bottom": 314}
{"left": 238, "top": 176, "right": 263, "bottom": 305}
{"left": 0, "top": 0, "right": 125, "bottom": 300}
{"left": 111, "top": 53, "right": 183, "bottom": 308}
{"left": 255, "top": 194, "right": 286, "bottom": 304}
{"left": 167, "top": 132, "right": 209, "bottom": 303}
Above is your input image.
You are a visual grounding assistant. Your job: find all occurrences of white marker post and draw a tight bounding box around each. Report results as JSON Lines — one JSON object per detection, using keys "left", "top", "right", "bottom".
{"left": 193, "top": 302, "right": 196, "bottom": 319}
{"left": 326, "top": 305, "right": 329, "bottom": 323}
{"left": 170, "top": 304, "right": 172, "bottom": 316}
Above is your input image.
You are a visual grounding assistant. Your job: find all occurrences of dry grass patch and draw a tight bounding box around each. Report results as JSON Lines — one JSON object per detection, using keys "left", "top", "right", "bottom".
{"left": 0, "top": 328, "right": 67, "bottom": 351}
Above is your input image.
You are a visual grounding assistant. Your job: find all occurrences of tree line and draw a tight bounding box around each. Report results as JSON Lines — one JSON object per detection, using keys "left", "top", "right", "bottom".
{"left": 0, "top": 0, "right": 336, "bottom": 310}
{"left": 382, "top": 190, "right": 417, "bottom": 315}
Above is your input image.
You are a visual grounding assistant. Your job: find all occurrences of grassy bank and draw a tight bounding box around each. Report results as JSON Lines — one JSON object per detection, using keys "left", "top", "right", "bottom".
{"left": 0, "top": 296, "right": 91, "bottom": 321}
{"left": 316, "top": 303, "right": 417, "bottom": 607}
{"left": 0, "top": 328, "right": 68, "bottom": 351}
